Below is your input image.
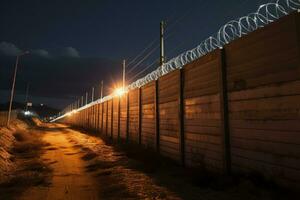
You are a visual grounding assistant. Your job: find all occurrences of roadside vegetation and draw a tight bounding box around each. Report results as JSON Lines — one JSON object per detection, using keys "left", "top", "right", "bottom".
{"left": 0, "top": 119, "right": 52, "bottom": 200}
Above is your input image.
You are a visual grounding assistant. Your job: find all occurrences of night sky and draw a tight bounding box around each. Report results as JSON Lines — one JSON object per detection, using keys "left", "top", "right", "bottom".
{"left": 0, "top": 0, "right": 270, "bottom": 109}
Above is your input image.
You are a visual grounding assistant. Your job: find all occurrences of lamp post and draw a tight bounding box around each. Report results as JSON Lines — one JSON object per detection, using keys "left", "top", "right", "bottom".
{"left": 7, "top": 51, "right": 29, "bottom": 126}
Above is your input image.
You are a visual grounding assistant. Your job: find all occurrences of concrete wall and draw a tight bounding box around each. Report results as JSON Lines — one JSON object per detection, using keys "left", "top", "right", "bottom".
{"left": 61, "top": 12, "right": 300, "bottom": 189}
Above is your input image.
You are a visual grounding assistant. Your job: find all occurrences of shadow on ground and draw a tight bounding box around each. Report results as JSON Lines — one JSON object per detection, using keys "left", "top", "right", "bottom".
{"left": 66, "top": 127, "right": 298, "bottom": 200}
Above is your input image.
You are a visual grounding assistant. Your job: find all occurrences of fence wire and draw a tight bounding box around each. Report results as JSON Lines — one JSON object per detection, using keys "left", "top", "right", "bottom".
{"left": 127, "top": 0, "right": 300, "bottom": 90}
{"left": 55, "top": 0, "right": 300, "bottom": 120}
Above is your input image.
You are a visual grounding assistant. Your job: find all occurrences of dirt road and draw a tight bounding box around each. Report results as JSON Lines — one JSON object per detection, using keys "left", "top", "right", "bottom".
{"left": 16, "top": 123, "right": 289, "bottom": 200}
{"left": 20, "top": 124, "right": 99, "bottom": 200}
{"left": 18, "top": 123, "right": 184, "bottom": 200}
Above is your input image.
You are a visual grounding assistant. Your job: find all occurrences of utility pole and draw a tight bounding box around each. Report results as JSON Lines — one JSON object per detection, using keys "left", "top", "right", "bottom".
{"left": 25, "top": 83, "right": 30, "bottom": 111}
{"left": 92, "top": 87, "right": 95, "bottom": 102}
{"left": 160, "top": 21, "right": 165, "bottom": 66}
{"left": 7, "top": 51, "right": 29, "bottom": 126}
{"left": 100, "top": 80, "right": 103, "bottom": 101}
{"left": 85, "top": 92, "right": 88, "bottom": 105}
{"left": 122, "top": 60, "right": 126, "bottom": 90}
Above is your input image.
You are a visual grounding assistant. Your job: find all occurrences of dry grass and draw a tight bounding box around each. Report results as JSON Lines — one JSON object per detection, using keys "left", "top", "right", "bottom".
{"left": 0, "top": 127, "right": 52, "bottom": 200}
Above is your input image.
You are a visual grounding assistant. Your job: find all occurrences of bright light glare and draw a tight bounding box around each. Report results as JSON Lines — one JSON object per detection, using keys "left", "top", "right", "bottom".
{"left": 24, "top": 111, "right": 31, "bottom": 116}
{"left": 115, "top": 88, "right": 125, "bottom": 96}
{"left": 67, "top": 112, "right": 72, "bottom": 116}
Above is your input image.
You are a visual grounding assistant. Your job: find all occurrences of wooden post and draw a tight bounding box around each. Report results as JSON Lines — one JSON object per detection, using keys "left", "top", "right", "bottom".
{"left": 87, "top": 109, "right": 88, "bottom": 129}
{"left": 111, "top": 99, "right": 114, "bottom": 139}
{"left": 83, "top": 109, "right": 85, "bottom": 128}
{"left": 106, "top": 101, "right": 108, "bottom": 136}
{"left": 88, "top": 107, "right": 90, "bottom": 129}
{"left": 84, "top": 108, "right": 86, "bottom": 128}
{"left": 126, "top": 92, "right": 130, "bottom": 143}
{"left": 118, "top": 96, "right": 121, "bottom": 142}
{"left": 178, "top": 69, "right": 185, "bottom": 166}
{"left": 138, "top": 87, "right": 142, "bottom": 145}
{"left": 101, "top": 102, "right": 104, "bottom": 134}
{"left": 219, "top": 48, "right": 231, "bottom": 174}
{"left": 94, "top": 104, "right": 99, "bottom": 132}
{"left": 88, "top": 107, "right": 91, "bottom": 129}
{"left": 94, "top": 105, "right": 97, "bottom": 130}
{"left": 87, "top": 108, "right": 89, "bottom": 129}
{"left": 97, "top": 104, "right": 100, "bottom": 133}
{"left": 90, "top": 107, "right": 92, "bottom": 129}
{"left": 154, "top": 80, "right": 160, "bottom": 153}
{"left": 92, "top": 106, "right": 94, "bottom": 130}
{"left": 93, "top": 106, "right": 94, "bottom": 130}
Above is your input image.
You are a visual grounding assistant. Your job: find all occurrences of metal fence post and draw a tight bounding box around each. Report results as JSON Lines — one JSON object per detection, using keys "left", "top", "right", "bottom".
{"left": 219, "top": 48, "right": 231, "bottom": 174}
{"left": 111, "top": 99, "right": 114, "bottom": 139}
{"left": 126, "top": 92, "right": 130, "bottom": 143}
{"left": 154, "top": 80, "right": 160, "bottom": 153}
{"left": 178, "top": 69, "right": 185, "bottom": 166}
{"left": 138, "top": 87, "right": 142, "bottom": 145}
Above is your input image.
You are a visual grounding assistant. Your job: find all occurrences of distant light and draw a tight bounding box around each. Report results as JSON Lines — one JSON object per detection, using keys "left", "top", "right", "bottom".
{"left": 24, "top": 111, "right": 31, "bottom": 116}
{"left": 115, "top": 88, "right": 125, "bottom": 96}
{"left": 40, "top": 103, "right": 44, "bottom": 106}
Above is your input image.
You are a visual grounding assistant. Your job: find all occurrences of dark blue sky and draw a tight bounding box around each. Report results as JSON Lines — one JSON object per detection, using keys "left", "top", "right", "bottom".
{"left": 0, "top": 0, "right": 270, "bottom": 109}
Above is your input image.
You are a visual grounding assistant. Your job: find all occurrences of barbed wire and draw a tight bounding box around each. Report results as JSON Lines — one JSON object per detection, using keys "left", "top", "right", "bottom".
{"left": 55, "top": 0, "right": 300, "bottom": 119}
{"left": 127, "top": 0, "right": 300, "bottom": 90}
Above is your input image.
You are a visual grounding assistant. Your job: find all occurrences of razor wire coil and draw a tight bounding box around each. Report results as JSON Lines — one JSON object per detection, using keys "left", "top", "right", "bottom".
{"left": 127, "top": 0, "right": 300, "bottom": 90}
{"left": 57, "top": 0, "right": 300, "bottom": 119}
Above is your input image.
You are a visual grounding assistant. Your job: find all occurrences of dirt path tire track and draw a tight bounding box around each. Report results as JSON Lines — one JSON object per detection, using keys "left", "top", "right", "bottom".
{"left": 19, "top": 124, "right": 99, "bottom": 200}
{"left": 18, "top": 123, "right": 290, "bottom": 200}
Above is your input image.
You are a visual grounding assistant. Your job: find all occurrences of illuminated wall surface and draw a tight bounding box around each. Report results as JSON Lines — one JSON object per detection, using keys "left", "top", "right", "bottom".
{"left": 58, "top": 12, "right": 300, "bottom": 189}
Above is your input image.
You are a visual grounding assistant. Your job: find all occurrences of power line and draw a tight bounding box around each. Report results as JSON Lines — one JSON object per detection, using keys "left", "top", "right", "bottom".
{"left": 126, "top": 44, "right": 159, "bottom": 75}
{"left": 126, "top": 1, "right": 209, "bottom": 84}
{"left": 128, "top": 59, "right": 158, "bottom": 83}
{"left": 126, "top": 37, "right": 158, "bottom": 67}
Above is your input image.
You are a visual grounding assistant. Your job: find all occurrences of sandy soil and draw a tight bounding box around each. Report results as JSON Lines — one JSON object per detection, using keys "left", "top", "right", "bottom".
{"left": 18, "top": 123, "right": 183, "bottom": 200}
{"left": 12, "top": 122, "right": 295, "bottom": 200}
{"left": 19, "top": 123, "right": 99, "bottom": 200}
